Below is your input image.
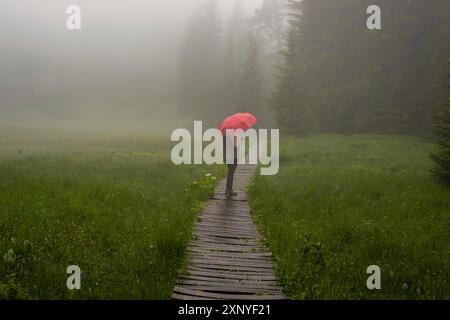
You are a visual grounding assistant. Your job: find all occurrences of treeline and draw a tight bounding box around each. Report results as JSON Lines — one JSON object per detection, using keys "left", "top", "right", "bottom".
{"left": 431, "top": 64, "right": 450, "bottom": 185}
{"left": 273, "top": 0, "right": 450, "bottom": 135}
{"left": 177, "top": 0, "right": 286, "bottom": 127}
{"left": 176, "top": 0, "right": 449, "bottom": 135}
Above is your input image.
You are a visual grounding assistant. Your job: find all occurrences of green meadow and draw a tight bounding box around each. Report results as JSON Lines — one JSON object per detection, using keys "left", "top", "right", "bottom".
{"left": 0, "top": 127, "right": 224, "bottom": 299}
{"left": 0, "top": 128, "right": 448, "bottom": 299}
{"left": 249, "top": 134, "right": 450, "bottom": 299}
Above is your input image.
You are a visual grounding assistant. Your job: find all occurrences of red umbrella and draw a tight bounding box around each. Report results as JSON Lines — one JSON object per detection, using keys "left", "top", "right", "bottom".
{"left": 219, "top": 112, "right": 257, "bottom": 135}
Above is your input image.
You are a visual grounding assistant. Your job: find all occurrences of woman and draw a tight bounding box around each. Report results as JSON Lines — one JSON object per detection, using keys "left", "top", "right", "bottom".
{"left": 223, "top": 133, "right": 238, "bottom": 198}
{"left": 219, "top": 112, "right": 257, "bottom": 198}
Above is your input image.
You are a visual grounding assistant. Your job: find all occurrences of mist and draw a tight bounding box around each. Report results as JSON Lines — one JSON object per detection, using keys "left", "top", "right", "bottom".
{"left": 2, "top": 0, "right": 448, "bottom": 136}
{"left": 0, "top": 0, "right": 262, "bottom": 133}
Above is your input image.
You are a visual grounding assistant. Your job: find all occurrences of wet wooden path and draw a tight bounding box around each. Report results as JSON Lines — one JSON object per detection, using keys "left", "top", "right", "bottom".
{"left": 172, "top": 164, "right": 286, "bottom": 300}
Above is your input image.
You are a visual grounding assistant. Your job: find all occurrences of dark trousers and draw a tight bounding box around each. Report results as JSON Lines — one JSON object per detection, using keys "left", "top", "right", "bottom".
{"left": 223, "top": 136, "right": 237, "bottom": 193}
{"left": 226, "top": 163, "right": 237, "bottom": 193}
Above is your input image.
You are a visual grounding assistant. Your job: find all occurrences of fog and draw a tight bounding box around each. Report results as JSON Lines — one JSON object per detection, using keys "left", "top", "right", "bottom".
{"left": 0, "top": 0, "right": 262, "bottom": 133}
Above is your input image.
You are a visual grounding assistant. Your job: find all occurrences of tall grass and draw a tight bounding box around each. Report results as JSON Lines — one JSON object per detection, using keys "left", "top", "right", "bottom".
{"left": 0, "top": 129, "right": 224, "bottom": 299}
{"left": 249, "top": 134, "right": 449, "bottom": 299}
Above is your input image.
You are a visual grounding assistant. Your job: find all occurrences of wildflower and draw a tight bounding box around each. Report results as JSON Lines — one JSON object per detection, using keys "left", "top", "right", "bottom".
{"left": 402, "top": 283, "right": 408, "bottom": 290}
{"left": 205, "top": 173, "right": 211, "bottom": 177}
{"left": 3, "top": 249, "right": 15, "bottom": 263}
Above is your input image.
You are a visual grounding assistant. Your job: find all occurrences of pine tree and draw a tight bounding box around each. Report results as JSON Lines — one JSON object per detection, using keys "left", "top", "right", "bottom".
{"left": 424, "top": 1, "right": 450, "bottom": 132}
{"left": 270, "top": 0, "right": 449, "bottom": 135}
{"left": 251, "top": 0, "right": 287, "bottom": 53}
{"left": 270, "top": 0, "right": 318, "bottom": 135}
{"left": 177, "top": 0, "right": 222, "bottom": 123}
{"left": 430, "top": 66, "right": 450, "bottom": 186}
{"left": 250, "top": 0, "right": 288, "bottom": 114}
{"left": 237, "top": 31, "right": 264, "bottom": 117}
{"left": 221, "top": 1, "right": 248, "bottom": 115}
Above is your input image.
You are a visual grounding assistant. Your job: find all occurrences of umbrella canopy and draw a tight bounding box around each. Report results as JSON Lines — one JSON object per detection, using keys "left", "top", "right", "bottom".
{"left": 219, "top": 112, "right": 257, "bottom": 135}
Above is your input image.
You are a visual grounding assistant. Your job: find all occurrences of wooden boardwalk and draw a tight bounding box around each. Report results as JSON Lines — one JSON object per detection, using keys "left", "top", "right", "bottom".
{"left": 172, "top": 164, "right": 286, "bottom": 300}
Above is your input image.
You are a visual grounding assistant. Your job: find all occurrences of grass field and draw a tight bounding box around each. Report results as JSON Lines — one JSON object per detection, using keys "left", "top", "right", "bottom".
{"left": 0, "top": 127, "right": 224, "bottom": 299}
{"left": 1, "top": 128, "right": 448, "bottom": 300}
{"left": 249, "top": 134, "right": 450, "bottom": 299}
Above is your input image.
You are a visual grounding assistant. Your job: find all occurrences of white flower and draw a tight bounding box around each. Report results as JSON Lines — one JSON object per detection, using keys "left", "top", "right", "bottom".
{"left": 3, "top": 249, "right": 15, "bottom": 263}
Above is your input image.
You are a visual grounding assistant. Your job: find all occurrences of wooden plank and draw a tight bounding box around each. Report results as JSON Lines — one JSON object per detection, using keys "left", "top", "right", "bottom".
{"left": 195, "top": 229, "right": 257, "bottom": 235}
{"left": 190, "top": 241, "right": 264, "bottom": 250}
{"left": 194, "top": 225, "right": 261, "bottom": 238}
{"left": 176, "top": 278, "right": 281, "bottom": 289}
{"left": 192, "top": 239, "right": 260, "bottom": 248}
{"left": 198, "top": 211, "right": 252, "bottom": 218}
{"left": 211, "top": 195, "right": 248, "bottom": 201}
{"left": 196, "top": 221, "right": 257, "bottom": 229}
{"left": 188, "top": 246, "right": 262, "bottom": 255}
{"left": 190, "top": 252, "right": 270, "bottom": 261}
{"left": 202, "top": 205, "right": 251, "bottom": 212}
{"left": 188, "top": 246, "right": 272, "bottom": 257}
{"left": 190, "top": 254, "right": 272, "bottom": 264}
{"left": 193, "top": 234, "right": 258, "bottom": 242}
{"left": 176, "top": 283, "right": 282, "bottom": 295}
{"left": 192, "top": 231, "right": 259, "bottom": 240}
{"left": 200, "top": 210, "right": 251, "bottom": 218}
{"left": 190, "top": 263, "right": 275, "bottom": 273}
{"left": 190, "top": 257, "right": 274, "bottom": 269}
{"left": 195, "top": 223, "right": 259, "bottom": 233}
{"left": 195, "top": 227, "right": 259, "bottom": 236}
{"left": 196, "top": 224, "right": 258, "bottom": 233}
{"left": 179, "top": 274, "right": 279, "bottom": 286}
{"left": 173, "top": 287, "right": 286, "bottom": 300}
{"left": 192, "top": 237, "right": 261, "bottom": 247}
{"left": 195, "top": 232, "right": 260, "bottom": 241}
{"left": 189, "top": 243, "right": 263, "bottom": 252}
{"left": 184, "top": 268, "right": 277, "bottom": 281}
{"left": 190, "top": 250, "right": 270, "bottom": 259}
{"left": 197, "top": 215, "right": 254, "bottom": 222}
{"left": 204, "top": 202, "right": 251, "bottom": 210}
{"left": 190, "top": 243, "right": 260, "bottom": 250}
{"left": 196, "top": 217, "right": 255, "bottom": 225}
{"left": 178, "top": 278, "right": 278, "bottom": 289}
{"left": 192, "top": 239, "right": 259, "bottom": 247}
{"left": 189, "top": 247, "right": 259, "bottom": 254}
{"left": 194, "top": 227, "right": 260, "bottom": 238}
{"left": 197, "top": 215, "right": 253, "bottom": 223}
{"left": 204, "top": 205, "right": 251, "bottom": 212}
{"left": 200, "top": 210, "right": 251, "bottom": 217}
{"left": 190, "top": 253, "right": 272, "bottom": 263}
